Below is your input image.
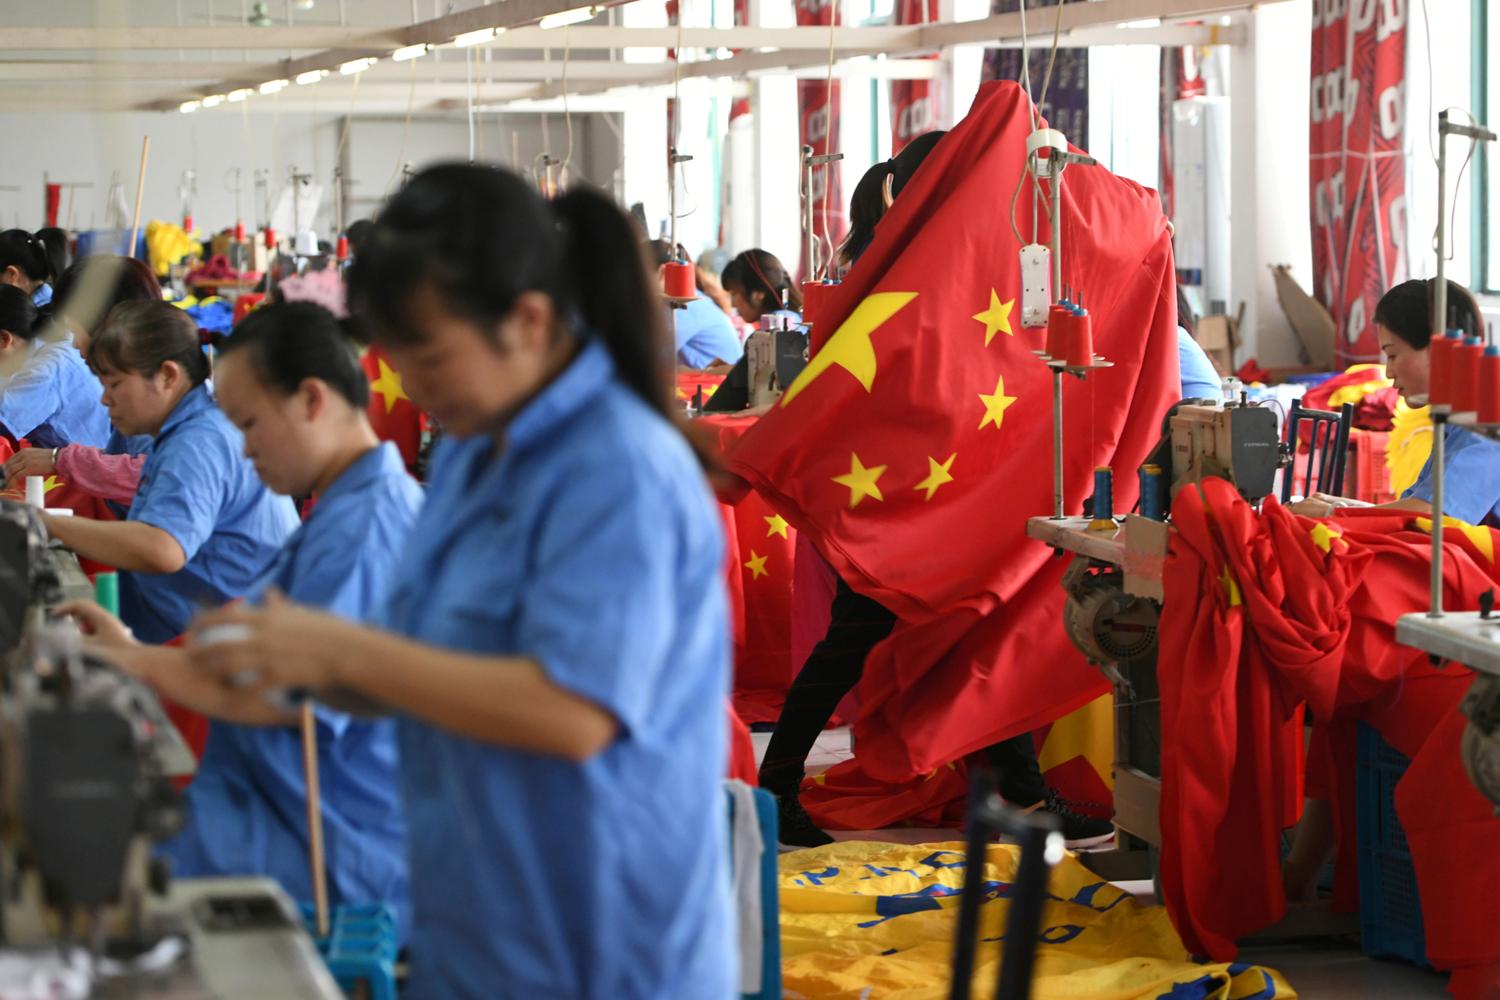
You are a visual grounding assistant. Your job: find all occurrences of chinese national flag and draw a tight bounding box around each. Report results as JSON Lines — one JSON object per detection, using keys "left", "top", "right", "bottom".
{"left": 725, "top": 81, "right": 1180, "bottom": 819}
{"left": 361, "top": 346, "right": 424, "bottom": 475}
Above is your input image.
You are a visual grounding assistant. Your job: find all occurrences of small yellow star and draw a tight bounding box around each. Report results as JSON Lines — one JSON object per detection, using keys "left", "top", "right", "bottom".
{"left": 744, "top": 551, "right": 769, "bottom": 579}
{"left": 369, "top": 358, "right": 410, "bottom": 415}
{"left": 832, "top": 453, "right": 887, "bottom": 510}
{"left": 972, "top": 290, "right": 1015, "bottom": 346}
{"left": 765, "top": 514, "right": 790, "bottom": 538}
{"left": 914, "top": 453, "right": 956, "bottom": 501}
{"left": 978, "top": 374, "right": 1019, "bottom": 431}
{"left": 1219, "top": 564, "right": 1242, "bottom": 607}
{"left": 1308, "top": 522, "right": 1342, "bottom": 554}
{"left": 41, "top": 476, "right": 62, "bottom": 495}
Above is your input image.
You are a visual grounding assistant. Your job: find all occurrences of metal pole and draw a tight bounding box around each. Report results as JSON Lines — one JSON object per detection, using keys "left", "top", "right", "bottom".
{"left": 1429, "top": 414, "right": 1446, "bottom": 618}
{"left": 1049, "top": 162, "right": 1063, "bottom": 304}
{"left": 1052, "top": 368, "right": 1065, "bottom": 518}
{"left": 801, "top": 145, "right": 815, "bottom": 281}
{"left": 1430, "top": 111, "right": 1450, "bottom": 618}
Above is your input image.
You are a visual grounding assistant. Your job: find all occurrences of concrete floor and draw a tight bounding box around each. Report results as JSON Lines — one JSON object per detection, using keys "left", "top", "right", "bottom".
{"left": 758, "top": 727, "right": 1452, "bottom": 998}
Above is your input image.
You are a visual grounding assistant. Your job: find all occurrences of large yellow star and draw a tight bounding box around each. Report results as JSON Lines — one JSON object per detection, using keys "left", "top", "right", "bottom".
{"left": 977, "top": 374, "right": 1019, "bottom": 430}
{"left": 832, "top": 453, "right": 887, "bottom": 510}
{"left": 744, "top": 551, "right": 769, "bottom": 580}
{"left": 914, "top": 453, "right": 956, "bottom": 501}
{"left": 765, "top": 514, "right": 790, "bottom": 538}
{"left": 780, "top": 292, "right": 918, "bottom": 407}
{"left": 972, "top": 290, "right": 1015, "bottom": 346}
{"left": 369, "top": 358, "right": 410, "bottom": 415}
{"left": 1036, "top": 692, "right": 1114, "bottom": 792}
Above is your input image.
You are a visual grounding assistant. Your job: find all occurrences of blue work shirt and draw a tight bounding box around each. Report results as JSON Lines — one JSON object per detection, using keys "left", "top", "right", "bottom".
{"left": 382, "top": 338, "right": 734, "bottom": 999}
{"left": 1405, "top": 424, "right": 1500, "bottom": 527}
{"left": 672, "top": 296, "right": 744, "bottom": 369}
{"left": 0, "top": 335, "right": 111, "bottom": 448}
{"left": 1177, "top": 326, "right": 1222, "bottom": 401}
{"left": 119, "top": 384, "right": 299, "bottom": 643}
{"left": 31, "top": 284, "right": 51, "bottom": 309}
{"left": 160, "top": 443, "right": 417, "bottom": 937}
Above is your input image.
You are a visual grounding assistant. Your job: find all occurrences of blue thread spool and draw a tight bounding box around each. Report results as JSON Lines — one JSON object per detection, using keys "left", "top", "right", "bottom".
{"left": 1090, "top": 466, "right": 1114, "bottom": 531}
{"left": 1139, "top": 464, "right": 1163, "bottom": 522}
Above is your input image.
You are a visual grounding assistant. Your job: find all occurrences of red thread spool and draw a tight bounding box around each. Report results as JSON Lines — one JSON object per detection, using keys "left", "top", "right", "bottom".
{"left": 264, "top": 227, "right": 278, "bottom": 251}
{"left": 1045, "top": 303, "right": 1070, "bottom": 359}
{"left": 1428, "top": 330, "right": 1457, "bottom": 408}
{"left": 663, "top": 261, "right": 695, "bottom": 299}
{"left": 1065, "top": 308, "right": 1094, "bottom": 367}
{"left": 1479, "top": 345, "right": 1500, "bottom": 425}
{"left": 801, "top": 281, "right": 825, "bottom": 328}
{"left": 336, "top": 236, "right": 350, "bottom": 262}
{"left": 1452, "top": 335, "right": 1485, "bottom": 414}
{"left": 183, "top": 214, "right": 194, "bottom": 234}
{"left": 233, "top": 220, "right": 246, "bottom": 242}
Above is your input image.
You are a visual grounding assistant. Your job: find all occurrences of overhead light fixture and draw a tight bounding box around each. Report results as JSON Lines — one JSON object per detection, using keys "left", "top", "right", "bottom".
{"left": 180, "top": 100, "right": 201, "bottom": 114}
{"left": 247, "top": 2, "right": 274, "bottom": 27}
{"left": 538, "top": 6, "right": 597, "bottom": 29}
{"left": 295, "top": 69, "right": 327, "bottom": 85}
{"left": 259, "top": 78, "right": 289, "bottom": 95}
{"left": 391, "top": 43, "right": 429, "bottom": 62}
{"left": 1123, "top": 17, "right": 1162, "bottom": 28}
{"left": 339, "top": 57, "right": 378, "bottom": 75}
{"left": 227, "top": 88, "right": 252, "bottom": 102}
{"left": 201, "top": 94, "right": 224, "bottom": 107}
{"left": 293, "top": 0, "right": 316, "bottom": 10}
{"left": 452, "top": 26, "right": 499, "bottom": 47}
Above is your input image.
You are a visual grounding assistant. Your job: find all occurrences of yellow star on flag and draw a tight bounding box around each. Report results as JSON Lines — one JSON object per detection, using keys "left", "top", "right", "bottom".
{"left": 1415, "top": 515, "right": 1495, "bottom": 563}
{"left": 1036, "top": 692, "right": 1115, "bottom": 792}
{"left": 744, "top": 551, "right": 769, "bottom": 580}
{"left": 978, "top": 374, "right": 1019, "bottom": 431}
{"left": 780, "top": 292, "right": 918, "bottom": 406}
{"left": 972, "top": 290, "right": 1015, "bottom": 346}
{"left": 1219, "top": 564, "right": 1243, "bottom": 607}
{"left": 765, "top": 514, "right": 790, "bottom": 538}
{"left": 1308, "top": 522, "right": 1343, "bottom": 554}
{"left": 914, "top": 453, "right": 956, "bottom": 501}
{"left": 369, "top": 358, "right": 410, "bottom": 415}
{"left": 41, "top": 476, "right": 62, "bottom": 495}
{"left": 832, "top": 453, "right": 887, "bottom": 510}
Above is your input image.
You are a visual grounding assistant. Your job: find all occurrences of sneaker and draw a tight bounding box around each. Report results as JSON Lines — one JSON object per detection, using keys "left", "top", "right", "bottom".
{"left": 775, "top": 793, "right": 835, "bottom": 850}
{"left": 1021, "top": 790, "right": 1115, "bottom": 850}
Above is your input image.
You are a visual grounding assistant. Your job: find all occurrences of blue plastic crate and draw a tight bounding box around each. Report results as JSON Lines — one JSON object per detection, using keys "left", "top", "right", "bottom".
{"left": 1355, "top": 724, "right": 1428, "bottom": 967}
{"left": 299, "top": 903, "right": 400, "bottom": 1000}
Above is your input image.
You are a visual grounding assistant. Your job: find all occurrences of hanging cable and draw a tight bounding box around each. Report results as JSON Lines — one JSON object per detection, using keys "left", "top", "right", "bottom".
{"left": 818, "top": 1, "right": 838, "bottom": 281}
{"left": 388, "top": 58, "right": 419, "bottom": 196}
{"left": 560, "top": 25, "right": 576, "bottom": 185}
{"left": 1036, "top": 0, "right": 1066, "bottom": 113}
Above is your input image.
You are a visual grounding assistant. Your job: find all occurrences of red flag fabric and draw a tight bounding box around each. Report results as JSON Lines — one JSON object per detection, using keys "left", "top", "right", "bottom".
{"left": 361, "top": 346, "right": 424, "bottom": 476}
{"left": 1309, "top": 0, "right": 1408, "bottom": 365}
{"left": 1158, "top": 480, "right": 1500, "bottom": 985}
{"left": 726, "top": 81, "right": 1180, "bottom": 823}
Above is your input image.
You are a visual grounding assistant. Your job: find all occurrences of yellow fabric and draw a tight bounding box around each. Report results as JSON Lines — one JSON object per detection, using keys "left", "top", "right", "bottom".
{"left": 145, "top": 220, "right": 203, "bottom": 277}
{"left": 779, "top": 841, "right": 1296, "bottom": 999}
{"left": 1413, "top": 515, "right": 1496, "bottom": 563}
{"left": 1387, "top": 400, "right": 1432, "bottom": 496}
{"left": 1035, "top": 692, "right": 1114, "bottom": 792}
{"left": 1323, "top": 364, "right": 1391, "bottom": 410}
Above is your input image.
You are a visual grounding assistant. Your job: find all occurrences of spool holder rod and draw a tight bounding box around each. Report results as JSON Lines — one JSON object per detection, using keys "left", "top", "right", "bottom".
{"left": 668, "top": 148, "right": 693, "bottom": 259}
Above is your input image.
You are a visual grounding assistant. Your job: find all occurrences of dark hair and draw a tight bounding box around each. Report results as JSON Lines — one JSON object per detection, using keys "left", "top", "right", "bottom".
{"left": 0, "top": 229, "right": 67, "bottom": 286}
{"left": 722, "top": 249, "right": 802, "bottom": 316}
{"left": 348, "top": 163, "right": 674, "bottom": 423}
{"left": 52, "top": 256, "right": 162, "bottom": 336}
{"left": 1374, "top": 278, "right": 1485, "bottom": 350}
{"left": 890, "top": 131, "right": 946, "bottom": 199}
{"left": 0, "top": 285, "right": 39, "bottom": 341}
{"left": 89, "top": 300, "right": 210, "bottom": 386}
{"left": 1175, "top": 286, "right": 1197, "bottom": 338}
{"left": 218, "top": 302, "right": 370, "bottom": 409}
{"left": 838, "top": 130, "right": 947, "bottom": 267}
{"left": 345, "top": 219, "right": 376, "bottom": 259}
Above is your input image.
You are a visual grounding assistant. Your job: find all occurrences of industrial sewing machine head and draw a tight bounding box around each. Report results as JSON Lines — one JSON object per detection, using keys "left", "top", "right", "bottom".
{"left": 0, "top": 501, "right": 183, "bottom": 951}
{"left": 1140, "top": 397, "right": 1284, "bottom": 515}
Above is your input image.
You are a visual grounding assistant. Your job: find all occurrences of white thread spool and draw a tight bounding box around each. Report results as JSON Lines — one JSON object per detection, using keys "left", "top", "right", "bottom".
{"left": 25, "top": 476, "right": 44, "bottom": 509}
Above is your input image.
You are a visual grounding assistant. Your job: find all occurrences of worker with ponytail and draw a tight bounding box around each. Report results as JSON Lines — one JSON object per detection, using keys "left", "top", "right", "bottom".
{"left": 0, "top": 228, "right": 68, "bottom": 307}
{"left": 186, "top": 164, "right": 733, "bottom": 997}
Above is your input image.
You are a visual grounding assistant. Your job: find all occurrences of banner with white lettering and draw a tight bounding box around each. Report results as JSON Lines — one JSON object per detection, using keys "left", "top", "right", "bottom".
{"left": 1310, "top": 0, "right": 1408, "bottom": 365}
{"left": 890, "top": 0, "right": 943, "bottom": 154}
{"left": 795, "top": 0, "right": 846, "bottom": 281}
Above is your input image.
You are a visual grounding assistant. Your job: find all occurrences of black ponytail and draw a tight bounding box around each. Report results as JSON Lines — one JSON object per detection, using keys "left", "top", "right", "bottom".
{"left": 840, "top": 162, "right": 893, "bottom": 267}
{"left": 722, "top": 249, "right": 801, "bottom": 316}
{"left": 218, "top": 302, "right": 370, "bottom": 409}
{"left": 89, "top": 300, "right": 210, "bottom": 386}
{"left": 0, "top": 229, "right": 63, "bottom": 286}
{"left": 0, "top": 285, "right": 39, "bottom": 341}
{"left": 1374, "top": 278, "right": 1485, "bottom": 351}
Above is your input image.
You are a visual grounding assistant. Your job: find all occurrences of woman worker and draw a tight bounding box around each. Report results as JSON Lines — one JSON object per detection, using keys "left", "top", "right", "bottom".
{"left": 65, "top": 302, "right": 412, "bottom": 928}
{"left": 0, "top": 284, "right": 112, "bottom": 450}
{"left": 720, "top": 249, "right": 803, "bottom": 328}
{"left": 42, "top": 300, "right": 299, "bottom": 644}
{"left": 186, "top": 165, "right": 733, "bottom": 998}
{"left": 652, "top": 239, "right": 745, "bottom": 370}
{"left": 0, "top": 228, "right": 68, "bottom": 308}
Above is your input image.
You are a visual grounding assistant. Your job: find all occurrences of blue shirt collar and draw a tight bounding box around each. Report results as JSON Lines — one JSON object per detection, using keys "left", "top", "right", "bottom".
{"left": 158, "top": 382, "right": 215, "bottom": 438}
{"left": 505, "top": 338, "right": 615, "bottom": 453}
{"left": 319, "top": 441, "right": 405, "bottom": 506}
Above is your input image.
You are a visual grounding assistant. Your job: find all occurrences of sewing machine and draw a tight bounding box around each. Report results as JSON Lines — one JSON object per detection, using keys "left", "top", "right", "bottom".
{"left": 702, "top": 314, "right": 809, "bottom": 413}
{"left": 1141, "top": 398, "right": 1283, "bottom": 512}
{"left": 0, "top": 502, "right": 341, "bottom": 997}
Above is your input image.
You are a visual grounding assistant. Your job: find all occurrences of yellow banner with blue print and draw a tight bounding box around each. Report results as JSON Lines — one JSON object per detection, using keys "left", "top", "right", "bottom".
{"left": 779, "top": 841, "right": 1296, "bottom": 1000}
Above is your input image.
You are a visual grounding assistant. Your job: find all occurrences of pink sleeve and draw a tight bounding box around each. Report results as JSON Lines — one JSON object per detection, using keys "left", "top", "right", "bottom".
{"left": 56, "top": 446, "right": 145, "bottom": 505}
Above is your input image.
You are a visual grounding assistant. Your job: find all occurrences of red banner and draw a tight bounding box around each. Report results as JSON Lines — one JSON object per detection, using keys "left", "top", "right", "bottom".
{"left": 890, "top": 0, "right": 942, "bottom": 154}
{"left": 1309, "top": 0, "right": 1408, "bottom": 365}
{"left": 795, "top": 0, "right": 846, "bottom": 282}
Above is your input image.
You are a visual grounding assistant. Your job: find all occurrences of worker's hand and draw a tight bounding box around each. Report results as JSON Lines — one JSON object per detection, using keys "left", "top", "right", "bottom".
{"left": 1308, "top": 491, "right": 1372, "bottom": 510}
{"left": 1285, "top": 497, "right": 1336, "bottom": 518}
{"left": 55, "top": 599, "right": 136, "bottom": 648}
{"left": 4, "top": 448, "right": 55, "bottom": 491}
{"left": 187, "top": 590, "right": 348, "bottom": 694}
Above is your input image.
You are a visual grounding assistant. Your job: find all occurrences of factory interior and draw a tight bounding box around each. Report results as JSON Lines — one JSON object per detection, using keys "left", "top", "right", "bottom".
{"left": 0, "top": 0, "right": 1494, "bottom": 997}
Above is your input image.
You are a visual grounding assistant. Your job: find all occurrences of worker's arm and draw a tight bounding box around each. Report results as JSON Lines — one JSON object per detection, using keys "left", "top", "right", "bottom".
{"left": 42, "top": 514, "right": 186, "bottom": 573}
{"left": 189, "top": 592, "right": 618, "bottom": 763}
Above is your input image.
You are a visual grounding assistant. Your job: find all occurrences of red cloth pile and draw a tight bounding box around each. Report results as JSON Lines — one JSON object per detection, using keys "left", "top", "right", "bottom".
{"left": 723, "top": 80, "right": 1179, "bottom": 826}
{"left": 1300, "top": 367, "right": 1400, "bottom": 432}
{"left": 1158, "top": 478, "right": 1500, "bottom": 995}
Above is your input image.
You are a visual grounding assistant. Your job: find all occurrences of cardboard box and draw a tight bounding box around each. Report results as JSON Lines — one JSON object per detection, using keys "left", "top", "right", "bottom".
{"left": 208, "top": 233, "right": 268, "bottom": 274}
{"left": 1195, "top": 314, "right": 1237, "bottom": 374}
{"left": 1270, "top": 264, "right": 1336, "bottom": 369}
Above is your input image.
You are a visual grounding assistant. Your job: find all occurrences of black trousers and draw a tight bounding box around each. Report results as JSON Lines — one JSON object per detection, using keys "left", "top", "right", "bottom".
{"left": 757, "top": 578, "right": 1049, "bottom": 807}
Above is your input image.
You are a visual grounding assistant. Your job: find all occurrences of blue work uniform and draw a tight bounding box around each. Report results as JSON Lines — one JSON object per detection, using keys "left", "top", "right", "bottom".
{"left": 382, "top": 338, "right": 734, "bottom": 999}
{"left": 160, "top": 443, "right": 417, "bottom": 936}
{"left": 672, "top": 296, "right": 744, "bottom": 369}
{"left": 119, "top": 384, "right": 299, "bottom": 643}
{"left": 1177, "top": 326, "right": 1222, "bottom": 401}
{"left": 1405, "top": 424, "right": 1500, "bottom": 527}
{"left": 31, "top": 284, "right": 51, "bottom": 309}
{"left": 0, "top": 335, "right": 111, "bottom": 448}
